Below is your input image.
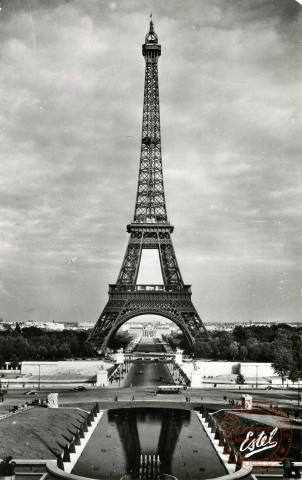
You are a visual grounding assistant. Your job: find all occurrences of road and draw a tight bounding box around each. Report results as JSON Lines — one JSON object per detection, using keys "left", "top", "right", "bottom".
{"left": 124, "top": 338, "right": 173, "bottom": 387}
{"left": 123, "top": 360, "right": 173, "bottom": 387}
{"left": 1, "top": 386, "right": 300, "bottom": 414}
{"left": 133, "top": 337, "right": 167, "bottom": 353}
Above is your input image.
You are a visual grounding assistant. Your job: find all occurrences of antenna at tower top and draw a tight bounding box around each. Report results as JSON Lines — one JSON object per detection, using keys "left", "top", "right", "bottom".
{"left": 145, "top": 13, "right": 158, "bottom": 45}
{"left": 149, "top": 13, "right": 154, "bottom": 33}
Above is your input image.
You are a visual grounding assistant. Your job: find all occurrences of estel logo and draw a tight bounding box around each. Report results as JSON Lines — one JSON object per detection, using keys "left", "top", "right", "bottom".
{"left": 219, "top": 398, "right": 293, "bottom": 471}
{"left": 239, "top": 427, "right": 278, "bottom": 458}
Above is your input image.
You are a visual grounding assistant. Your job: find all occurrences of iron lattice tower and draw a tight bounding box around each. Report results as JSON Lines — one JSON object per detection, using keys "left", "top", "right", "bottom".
{"left": 88, "top": 20, "right": 208, "bottom": 352}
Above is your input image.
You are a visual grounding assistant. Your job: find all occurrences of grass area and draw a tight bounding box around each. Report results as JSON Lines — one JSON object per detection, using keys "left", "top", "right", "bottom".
{"left": 0, "top": 407, "right": 88, "bottom": 459}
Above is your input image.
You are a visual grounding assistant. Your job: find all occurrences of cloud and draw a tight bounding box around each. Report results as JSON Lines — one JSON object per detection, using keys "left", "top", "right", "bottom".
{"left": 0, "top": 281, "right": 13, "bottom": 298}
{"left": 0, "top": 0, "right": 301, "bottom": 325}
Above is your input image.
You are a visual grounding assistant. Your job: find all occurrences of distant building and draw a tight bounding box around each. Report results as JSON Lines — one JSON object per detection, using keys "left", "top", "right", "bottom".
{"left": 0, "top": 322, "right": 16, "bottom": 331}
{"left": 19, "top": 320, "right": 65, "bottom": 331}
{"left": 77, "top": 322, "right": 95, "bottom": 330}
{"left": 205, "top": 320, "right": 289, "bottom": 332}
{"left": 121, "top": 321, "right": 174, "bottom": 338}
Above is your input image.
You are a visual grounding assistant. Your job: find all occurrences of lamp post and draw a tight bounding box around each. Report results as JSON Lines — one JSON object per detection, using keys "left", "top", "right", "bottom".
{"left": 32, "top": 364, "right": 41, "bottom": 389}
{"left": 37, "top": 364, "right": 41, "bottom": 389}
{"left": 256, "top": 365, "right": 258, "bottom": 389}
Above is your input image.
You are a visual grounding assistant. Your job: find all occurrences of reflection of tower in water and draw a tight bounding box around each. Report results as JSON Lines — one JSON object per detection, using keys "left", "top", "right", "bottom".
{"left": 109, "top": 408, "right": 189, "bottom": 479}
{"left": 139, "top": 455, "right": 161, "bottom": 480}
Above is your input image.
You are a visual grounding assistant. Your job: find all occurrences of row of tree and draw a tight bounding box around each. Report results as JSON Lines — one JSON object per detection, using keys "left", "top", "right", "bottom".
{"left": 0, "top": 326, "right": 95, "bottom": 366}
{"left": 0, "top": 323, "right": 301, "bottom": 385}
{"left": 0, "top": 324, "right": 134, "bottom": 366}
{"left": 167, "top": 324, "right": 302, "bottom": 383}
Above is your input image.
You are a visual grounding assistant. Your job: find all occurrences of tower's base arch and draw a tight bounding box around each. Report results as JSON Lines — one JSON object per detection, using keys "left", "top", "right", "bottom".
{"left": 88, "top": 286, "right": 208, "bottom": 354}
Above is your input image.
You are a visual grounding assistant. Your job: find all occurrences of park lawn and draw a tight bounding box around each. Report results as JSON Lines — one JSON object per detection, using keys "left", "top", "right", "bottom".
{"left": 0, "top": 407, "right": 88, "bottom": 459}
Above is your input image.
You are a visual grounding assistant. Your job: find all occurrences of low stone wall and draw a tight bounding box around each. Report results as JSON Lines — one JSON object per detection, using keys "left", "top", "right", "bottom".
{"left": 21, "top": 361, "right": 114, "bottom": 376}
{"left": 193, "top": 361, "right": 276, "bottom": 378}
{"left": 177, "top": 361, "right": 278, "bottom": 387}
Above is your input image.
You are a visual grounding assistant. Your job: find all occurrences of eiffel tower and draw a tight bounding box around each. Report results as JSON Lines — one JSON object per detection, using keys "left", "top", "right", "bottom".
{"left": 88, "top": 19, "right": 208, "bottom": 353}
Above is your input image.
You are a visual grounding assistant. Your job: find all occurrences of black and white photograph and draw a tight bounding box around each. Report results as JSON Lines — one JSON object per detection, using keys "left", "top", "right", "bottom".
{"left": 0, "top": 1, "right": 301, "bottom": 479}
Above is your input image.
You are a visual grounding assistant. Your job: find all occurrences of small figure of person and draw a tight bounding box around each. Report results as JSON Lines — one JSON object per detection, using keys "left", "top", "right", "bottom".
{"left": 132, "top": 396, "right": 135, "bottom": 401}
{"left": 0, "top": 456, "right": 16, "bottom": 479}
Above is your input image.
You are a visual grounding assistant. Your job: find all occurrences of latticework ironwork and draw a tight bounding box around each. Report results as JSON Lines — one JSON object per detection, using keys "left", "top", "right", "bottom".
{"left": 134, "top": 20, "right": 166, "bottom": 224}
{"left": 88, "top": 20, "right": 208, "bottom": 352}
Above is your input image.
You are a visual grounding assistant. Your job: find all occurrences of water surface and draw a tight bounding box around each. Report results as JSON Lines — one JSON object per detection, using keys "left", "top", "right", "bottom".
{"left": 73, "top": 408, "right": 226, "bottom": 480}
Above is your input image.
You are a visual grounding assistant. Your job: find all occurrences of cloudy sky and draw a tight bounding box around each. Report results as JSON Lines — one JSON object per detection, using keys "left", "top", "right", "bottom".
{"left": 0, "top": 0, "right": 301, "bottom": 327}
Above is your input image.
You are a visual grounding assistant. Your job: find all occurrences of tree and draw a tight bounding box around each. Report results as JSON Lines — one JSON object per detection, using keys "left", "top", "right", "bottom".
{"left": 68, "top": 332, "right": 80, "bottom": 356}
{"left": 209, "top": 338, "right": 220, "bottom": 358}
{"left": 22, "top": 326, "right": 44, "bottom": 337}
{"left": 14, "top": 322, "right": 22, "bottom": 335}
{"left": 239, "top": 346, "right": 248, "bottom": 361}
{"left": 49, "top": 345, "right": 58, "bottom": 359}
{"left": 246, "top": 338, "right": 262, "bottom": 361}
{"left": 58, "top": 343, "right": 71, "bottom": 359}
{"left": 37, "top": 345, "right": 48, "bottom": 359}
{"left": 289, "top": 364, "right": 299, "bottom": 384}
{"left": 27, "top": 344, "right": 37, "bottom": 359}
{"left": 2, "top": 338, "right": 13, "bottom": 360}
{"left": 217, "top": 332, "right": 234, "bottom": 359}
{"left": 272, "top": 346, "right": 294, "bottom": 385}
{"left": 228, "top": 342, "right": 239, "bottom": 360}
{"left": 10, "top": 353, "right": 20, "bottom": 369}
{"left": 236, "top": 373, "right": 245, "bottom": 384}
{"left": 193, "top": 342, "right": 212, "bottom": 358}
{"left": 0, "top": 354, "right": 5, "bottom": 368}
{"left": 233, "top": 325, "right": 248, "bottom": 342}
{"left": 260, "top": 342, "right": 274, "bottom": 362}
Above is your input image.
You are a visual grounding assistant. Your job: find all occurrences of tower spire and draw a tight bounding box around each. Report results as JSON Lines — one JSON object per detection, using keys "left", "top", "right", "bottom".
{"left": 149, "top": 13, "right": 154, "bottom": 34}
{"left": 134, "top": 18, "right": 164, "bottom": 224}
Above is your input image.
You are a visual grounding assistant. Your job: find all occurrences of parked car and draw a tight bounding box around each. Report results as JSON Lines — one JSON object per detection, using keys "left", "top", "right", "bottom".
{"left": 23, "top": 390, "right": 39, "bottom": 395}
{"left": 72, "top": 386, "right": 86, "bottom": 391}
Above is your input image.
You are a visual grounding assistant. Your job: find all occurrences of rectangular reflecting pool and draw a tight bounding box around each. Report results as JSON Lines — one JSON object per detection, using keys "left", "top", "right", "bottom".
{"left": 72, "top": 408, "right": 226, "bottom": 480}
